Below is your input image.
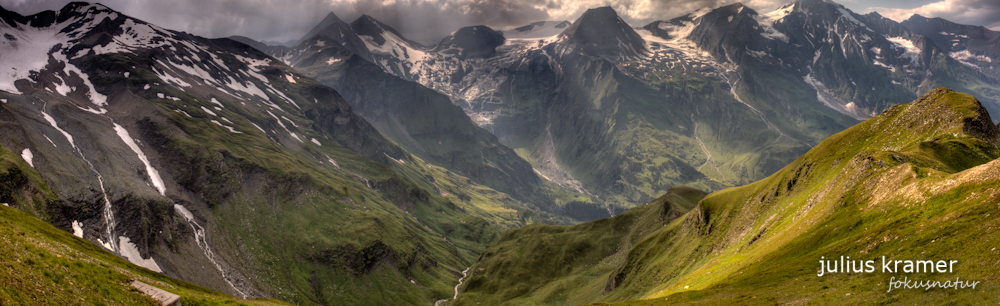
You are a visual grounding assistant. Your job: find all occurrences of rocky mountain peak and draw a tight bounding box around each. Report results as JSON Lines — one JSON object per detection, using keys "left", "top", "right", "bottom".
{"left": 296, "top": 11, "right": 373, "bottom": 61}
{"left": 297, "top": 12, "right": 349, "bottom": 43}
{"left": 350, "top": 14, "right": 422, "bottom": 48}
{"left": 559, "top": 6, "right": 646, "bottom": 60}
{"left": 434, "top": 25, "right": 504, "bottom": 59}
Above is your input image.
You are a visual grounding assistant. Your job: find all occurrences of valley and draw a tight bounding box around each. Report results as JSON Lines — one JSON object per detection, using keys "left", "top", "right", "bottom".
{"left": 1, "top": 0, "right": 999, "bottom": 305}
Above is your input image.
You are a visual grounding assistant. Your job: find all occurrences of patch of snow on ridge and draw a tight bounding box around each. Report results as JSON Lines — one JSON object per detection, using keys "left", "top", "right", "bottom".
{"left": 0, "top": 4, "right": 153, "bottom": 95}
{"left": 762, "top": 2, "right": 794, "bottom": 23}
{"left": 42, "top": 111, "right": 76, "bottom": 149}
{"left": 754, "top": 8, "right": 790, "bottom": 43}
{"left": 53, "top": 51, "right": 109, "bottom": 107}
{"left": 836, "top": 7, "right": 867, "bottom": 29}
{"left": 0, "top": 16, "right": 72, "bottom": 94}
{"left": 201, "top": 106, "right": 217, "bottom": 116}
{"left": 803, "top": 73, "right": 868, "bottom": 120}
{"left": 118, "top": 236, "right": 162, "bottom": 272}
{"left": 72, "top": 221, "right": 84, "bottom": 238}
{"left": 21, "top": 148, "right": 33, "bottom": 167}
{"left": 886, "top": 37, "right": 921, "bottom": 66}
{"left": 54, "top": 76, "right": 72, "bottom": 96}
{"left": 639, "top": 8, "right": 718, "bottom": 65}
{"left": 113, "top": 123, "right": 166, "bottom": 196}
{"left": 211, "top": 120, "right": 241, "bottom": 133}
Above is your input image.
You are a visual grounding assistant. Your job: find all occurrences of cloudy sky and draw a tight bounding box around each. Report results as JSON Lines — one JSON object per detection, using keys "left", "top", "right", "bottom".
{"left": 1, "top": 0, "right": 998, "bottom": 44}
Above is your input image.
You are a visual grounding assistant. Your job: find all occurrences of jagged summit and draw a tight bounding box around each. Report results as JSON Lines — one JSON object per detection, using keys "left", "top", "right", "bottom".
{"left": 434, "top": 25, "right": 504, "bottom": 59}
{"left": 295, "top": 11, "right": 373, "bottom": 61}
{"left": 560, "top": 6, "right": 646, "bottom": 60}
{"left": 350, "top": 14, "right": 424, "bottom": 48}
{"left": 298, "top": 12, "right": 346, "bottom": 42}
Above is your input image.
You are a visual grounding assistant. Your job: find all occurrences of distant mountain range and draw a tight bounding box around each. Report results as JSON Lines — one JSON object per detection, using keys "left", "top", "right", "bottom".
{"left": 240, "top": 0, "right": 1000, "bottom": 213}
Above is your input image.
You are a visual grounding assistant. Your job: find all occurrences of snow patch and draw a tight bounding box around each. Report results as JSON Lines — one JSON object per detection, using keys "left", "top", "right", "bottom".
{"left": 755, "top": 4, "right": 792, "bottom": 43}
{"left": 152, "top": 65, "right": 191, "bottom": 87}
{"left": 210, "top": 97, "right": 224, "bottom": 107}
{"left": 118, "top": 236, "right": 162, "bottom": 272}
{"left": 113, "top": 123, "right": 166, "bottom": 196}
{"left": 837, "top": 7, "right": 867, "bottom": 29}
{"left": 72, "top": 220, "right": 84, "bottom": 238}
{"left": 211, "top": 120, "right": 242, "bottom": 133}
{"left": 0, "top": 18, "right": 72, "bottom": 94}
{"left": 42, "top": 111, "right": 76, "bottom": 149}
{"left": 285, "top": 73, "right": 296, "bottom": 83}
{"left": 311, "top": 138, "right": 321, "bottom": 146}
{"left": 44, "top": 135, "right": 56, "bottom": 147}
{"left": 201, "top": 106, "right": 217, "bottom": 116}
{"left": 886, "top": 36, "right": 921, "bottom": 66}
{"left": 20, "top": 148, "right": 33, "bottom": 167}
{"left": 52, "top": 52, "right": 108, "bottom": 107}
{"left": 803, "top": 73, "right": 868, "bottom": 120}
{"left": 250, "top": 122, "right": 266, "bottom": 134}
{"left": 54, "top": 77, "right": 72, "bottom": 96}
{"left": 762, "top": 3, "right": 794, "bottom": 22}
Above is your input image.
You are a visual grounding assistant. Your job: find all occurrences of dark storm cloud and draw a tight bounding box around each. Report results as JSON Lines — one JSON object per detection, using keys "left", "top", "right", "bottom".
{"left": 26, "top": 0, "right": 1000, "bottom": 46}
{"left": 0, "top": 0, "right": 791, "bottom": 44}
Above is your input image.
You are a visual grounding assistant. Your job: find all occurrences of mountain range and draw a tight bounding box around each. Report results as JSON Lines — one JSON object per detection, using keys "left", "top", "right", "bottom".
{"left": 1, "top": 0, "right": 999, "bottom": 305}
{"left": 240, "top": 0, "right": 999, "bottom": 215}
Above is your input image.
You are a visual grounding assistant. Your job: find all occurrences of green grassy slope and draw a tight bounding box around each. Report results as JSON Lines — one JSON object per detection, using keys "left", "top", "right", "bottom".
{"left": 0, "top": 205, "right": 291, "bottom": 305}
{"left": 452, "top": 187, "right": 705, "bottom": 306}
{"left": 0, "top": 154, "right": 288, "bottom": 305}
{"left": 445, "top": 88, "right": 1000, "bottom": 305}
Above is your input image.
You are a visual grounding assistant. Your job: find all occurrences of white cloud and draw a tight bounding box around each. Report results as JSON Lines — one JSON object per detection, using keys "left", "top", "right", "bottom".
{"left": 871, "top": 0, "right": 1000, "bottom": 30}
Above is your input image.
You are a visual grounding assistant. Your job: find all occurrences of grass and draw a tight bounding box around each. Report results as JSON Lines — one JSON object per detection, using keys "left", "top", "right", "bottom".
{"left": 0, "top": 204, "right": 291, "bottom": 306}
